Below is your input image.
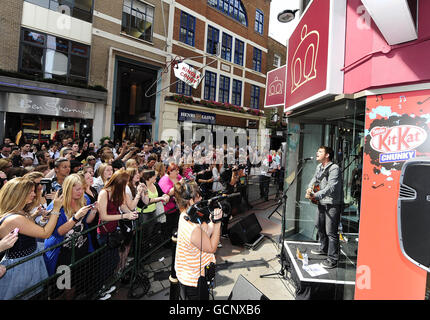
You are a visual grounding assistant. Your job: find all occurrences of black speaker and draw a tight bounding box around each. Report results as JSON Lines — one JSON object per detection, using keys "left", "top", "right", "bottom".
{"left": 228, "top": 275, "right": 269, "bottom": 300}
{"left": 228, "top": 213, "right": 262, "bottom": 246}
{"left": 398, "top": 157, "right": 430, "bottom": 272}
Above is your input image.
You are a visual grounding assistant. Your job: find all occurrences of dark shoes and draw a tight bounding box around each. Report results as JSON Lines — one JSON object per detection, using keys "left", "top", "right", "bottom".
{"left": 321, "top": 259, "right": 338, "bottom": 269}
{"left": 311, "top": 249, "right": 327, "bottom": 255}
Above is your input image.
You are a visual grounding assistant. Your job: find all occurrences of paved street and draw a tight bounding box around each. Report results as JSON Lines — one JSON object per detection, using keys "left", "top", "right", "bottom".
{"left": 112, "top": 179, "right": 296, "bottom": 300}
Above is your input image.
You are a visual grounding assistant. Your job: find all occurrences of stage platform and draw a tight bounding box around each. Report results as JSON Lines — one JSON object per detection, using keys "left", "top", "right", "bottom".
{"left": 283, "top": 235, "right": 358, "bottom": 300}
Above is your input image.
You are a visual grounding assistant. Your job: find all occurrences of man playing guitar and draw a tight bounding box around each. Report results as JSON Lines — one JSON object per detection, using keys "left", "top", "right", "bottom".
{"left": 305, "top": 146, "right": 343, "bottom": 269}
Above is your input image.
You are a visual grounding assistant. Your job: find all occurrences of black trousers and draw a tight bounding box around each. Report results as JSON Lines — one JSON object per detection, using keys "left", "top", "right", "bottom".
{"left": 179, "top": 281, "right": 209, "bottom": 300}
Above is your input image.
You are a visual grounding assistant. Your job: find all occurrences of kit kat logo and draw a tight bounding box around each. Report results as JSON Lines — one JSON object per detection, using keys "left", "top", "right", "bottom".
{"left": 370, "top": 125, "right": 427, "bottom": 153}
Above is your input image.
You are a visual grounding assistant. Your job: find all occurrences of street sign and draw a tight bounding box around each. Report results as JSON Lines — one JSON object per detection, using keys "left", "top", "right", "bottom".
{"left": 174, "top": 62, "right": 202, "bottom": 89}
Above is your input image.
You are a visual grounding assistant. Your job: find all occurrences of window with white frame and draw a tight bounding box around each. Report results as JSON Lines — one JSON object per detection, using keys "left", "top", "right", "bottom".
{"left": 273, "top": 54, "right": 281, "bottom": 67}
{"left": 232, "top": 79, "right": 242, "bottom": 106}
{"left": 250, "top": 85, "right": 260, "bottom": 109}
{"left": 218, "top": 75, "right": 230, "bottom": 103}
{"left": 255, "top": 9, "right": 264, "bottom": 34}
{"left": 204, "top": 71, "right": 217, "bottom": 101}
{"left": 221, "top": 33, "right": 233, "bottom": 62}
{"left": 207, "top": 25, "right": 220, "bottom": 55}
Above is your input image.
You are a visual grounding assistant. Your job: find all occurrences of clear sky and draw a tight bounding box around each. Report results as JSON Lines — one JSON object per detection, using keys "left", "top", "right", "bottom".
{"left": 268, "top": 0, "right": 301, "bottom": 46}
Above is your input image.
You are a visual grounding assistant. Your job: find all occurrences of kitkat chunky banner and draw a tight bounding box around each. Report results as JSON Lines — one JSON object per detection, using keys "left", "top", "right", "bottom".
{"left": 355, "top": 90, "right": 430, "bottom": 299}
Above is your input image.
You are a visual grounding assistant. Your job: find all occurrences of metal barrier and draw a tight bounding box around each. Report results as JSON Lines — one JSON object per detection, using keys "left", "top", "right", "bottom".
{"left": 5, "top": 172, "right": 282, "bottom": 300}
{"left": 7, "top": 209, "right": 173, "bottom": 300}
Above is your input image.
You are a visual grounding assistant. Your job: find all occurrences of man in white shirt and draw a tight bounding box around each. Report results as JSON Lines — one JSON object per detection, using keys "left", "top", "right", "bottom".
{"left": 21, "top": 143, "right": 34, "bottom": 161}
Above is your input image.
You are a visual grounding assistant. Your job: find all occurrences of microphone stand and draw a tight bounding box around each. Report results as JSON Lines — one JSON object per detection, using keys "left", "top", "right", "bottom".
{"left": 268, "top": 161, "right": 306, "bottom": 220}
{"left": 260, "top": 160, "right": 308, "bottom": 279}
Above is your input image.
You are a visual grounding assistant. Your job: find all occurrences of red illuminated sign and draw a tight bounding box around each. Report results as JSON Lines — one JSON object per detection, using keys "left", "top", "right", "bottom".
{"left": 264, "top": 65, "right": 287, "bottom": 108}
{"left": 285, "top": 0, "right": 346, "bottom": 112}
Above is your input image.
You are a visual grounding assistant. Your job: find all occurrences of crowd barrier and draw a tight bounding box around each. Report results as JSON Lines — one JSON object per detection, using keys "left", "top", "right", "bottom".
{"left": 6, "top": 173, "right": 282, "bottom": 300}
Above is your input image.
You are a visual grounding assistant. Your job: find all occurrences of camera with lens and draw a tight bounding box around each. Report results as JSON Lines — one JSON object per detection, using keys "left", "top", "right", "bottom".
{"left": 232, "top": 164, "right": 246, "bottom": 171}
{"left": 186, "top": 194, "right": 231, "bottom": 224}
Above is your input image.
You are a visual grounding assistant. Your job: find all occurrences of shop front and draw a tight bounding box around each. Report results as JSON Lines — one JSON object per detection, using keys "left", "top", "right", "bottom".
{"left": 0, "top": 92, "right": 96, "bottom": 145}
{"left": 161, "top": 99, "right": 264, "bottom": 150}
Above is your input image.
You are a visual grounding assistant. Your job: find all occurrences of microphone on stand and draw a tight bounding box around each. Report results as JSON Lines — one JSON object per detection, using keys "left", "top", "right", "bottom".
{"left": 299, "top": 157, "right": 314, "bottom": 162}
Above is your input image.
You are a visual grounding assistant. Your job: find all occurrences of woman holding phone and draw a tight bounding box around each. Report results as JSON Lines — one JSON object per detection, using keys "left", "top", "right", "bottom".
{"left": 0, "top": 177, "right": 63, "bottom": 300}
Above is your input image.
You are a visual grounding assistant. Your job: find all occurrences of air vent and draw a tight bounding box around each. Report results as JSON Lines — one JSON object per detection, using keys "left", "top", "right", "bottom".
{"left": 399, "top": 184, "right": 417, "bottom": 200}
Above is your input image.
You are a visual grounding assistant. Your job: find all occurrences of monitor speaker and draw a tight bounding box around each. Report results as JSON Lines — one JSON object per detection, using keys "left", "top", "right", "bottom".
{"left": 228, "top": 275, "right": 269, "bottom": 300}
{"left": 228, "top": 213, "right": 262, "bottom": 246}
{"left": 398, "top": 157, "right": 430, "bottom": 272}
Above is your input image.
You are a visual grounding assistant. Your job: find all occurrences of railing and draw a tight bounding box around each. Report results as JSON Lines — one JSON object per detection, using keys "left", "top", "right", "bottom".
{"left": 9, "top": 209, "right": 172, "bottom": 300}
{"left": 6, "top": 173, "right": 282, "bottom": 300}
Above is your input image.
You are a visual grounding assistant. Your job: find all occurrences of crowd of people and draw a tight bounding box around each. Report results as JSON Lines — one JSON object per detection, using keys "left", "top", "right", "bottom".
{"left": 0, "top": 135, "right": 283, "bottom": 300}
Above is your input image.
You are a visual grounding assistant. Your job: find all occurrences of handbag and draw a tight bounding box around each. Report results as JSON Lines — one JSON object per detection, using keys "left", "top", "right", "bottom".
{"left": 102, "top": 224, "right": 124, "bottom": 249}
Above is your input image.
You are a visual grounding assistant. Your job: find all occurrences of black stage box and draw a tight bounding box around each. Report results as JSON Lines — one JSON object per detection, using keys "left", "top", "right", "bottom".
{"left": 283, "top": 236, "right": 358, "bottom": 300}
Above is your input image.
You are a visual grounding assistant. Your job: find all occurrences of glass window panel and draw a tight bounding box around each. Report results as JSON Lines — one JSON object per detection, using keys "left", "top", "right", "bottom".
{"left": 45, "top": 49, "right": 68, "bottom": 77}
{"left": 71, "top": 42, "right": 89, "bottom": 56}
{"left": 70, "top": 54, "right": 88, "bottom": 78}
{"left": 21, "top": 44, "right": 44, "bottom": 72}
{"left": 23, "top": 30, "right": 45, "bottom": 46}
{"left": 47, "top": 35, "right": 69, "bottom": 53}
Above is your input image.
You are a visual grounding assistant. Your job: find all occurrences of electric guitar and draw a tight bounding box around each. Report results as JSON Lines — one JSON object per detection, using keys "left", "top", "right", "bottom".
{"left": 309, "top": 183, "right": 320, "bottom": 205}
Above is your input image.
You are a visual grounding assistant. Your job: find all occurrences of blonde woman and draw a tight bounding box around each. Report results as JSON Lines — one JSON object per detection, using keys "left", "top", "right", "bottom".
{"left": 0, "top": 177, "right": 63, "bottom": 300}
{"left": 44, "top": 174, "right": 96, "bottom": 277}
{"left": 92, "top": 163, "right": 113, "bottom": 193}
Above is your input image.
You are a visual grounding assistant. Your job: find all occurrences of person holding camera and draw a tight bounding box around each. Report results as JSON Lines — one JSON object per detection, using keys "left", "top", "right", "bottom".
{"left": 43, "top": 174, "right": 96, "bottom": 299}
{"left": 174, "top": 181, "right": 222, "bottom": 300}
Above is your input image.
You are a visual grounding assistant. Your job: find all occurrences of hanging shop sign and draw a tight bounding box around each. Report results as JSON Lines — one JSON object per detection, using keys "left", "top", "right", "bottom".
{"left": 178, "top": 109, "right": 216, "bottom": 124}
{"left": 264, "top": 65, "right": 286, "bottom": 108}
{"left": 284, "top": 0, "right": 346, "bottom": 112}
{"left": 0, "top": 92, "right": 95, "bottom": 119}
{"left": 174, "top": 62, "right": 202, "bottom": 89}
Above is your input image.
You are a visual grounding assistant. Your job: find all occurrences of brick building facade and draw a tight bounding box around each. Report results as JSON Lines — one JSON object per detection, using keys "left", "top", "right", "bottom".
{"left": 0, "top": 0, "right": 273, "bottom": 147}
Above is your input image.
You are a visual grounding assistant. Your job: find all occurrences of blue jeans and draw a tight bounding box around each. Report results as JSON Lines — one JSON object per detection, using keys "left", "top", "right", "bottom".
{"left": 317, "top": 204, "right": 341, "bottom": 262}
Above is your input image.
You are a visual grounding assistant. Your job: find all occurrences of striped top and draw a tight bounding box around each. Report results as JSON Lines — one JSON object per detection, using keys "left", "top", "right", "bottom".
{"left": 175, "top": 212, "right": 216, "bottom": 287}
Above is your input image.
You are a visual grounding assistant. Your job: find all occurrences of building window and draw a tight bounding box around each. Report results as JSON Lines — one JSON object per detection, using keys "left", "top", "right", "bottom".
{"left": 122, "top": 0, "right": 154, "bottom": 42}
{"left": 221, "top": 33, "right": 232, "bottom": 61}
{"left": 273, "top": 54, "right": 281, "bottom": 67}
{"left": 19, "top": 28, "right": 90, "bottom": 85}
{"left": 218, "top": 75, "right": 230, "bottom": 103}
{"left": 255, "top": 9, "right": 264, "bottom": 34}
{"left": 207, "top": 25, "right": 219, "bottom": 55}
{"left": 204, "top": 71, "right": 217, "bottom": 101}
{"left": 234, "top": 39, "right": 244, "bottom": 66}
{"left": 25, "top": 0, "right": 93, "bottom": 23}
{"left": 179, "top": 11, "right": 196, "bottom": 46}
{"left": 207, "top": 0, "right": 248, "bottom": 26}
{"left": 177, "top": 80, "right": 192, "bottom": 96}
{"left": 253, "top": 47, "right": 262, "bottom": 72}
{"left": 232, "top": 79, "right": 242, "bottom": 106}
{"left": 250, "top": 85, "right": 260, "bottom": 109}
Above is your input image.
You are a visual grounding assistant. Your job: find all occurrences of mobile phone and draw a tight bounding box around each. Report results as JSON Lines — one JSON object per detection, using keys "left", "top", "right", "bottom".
{"left": 40, "top": 178, "right": 52, "bottom": 195}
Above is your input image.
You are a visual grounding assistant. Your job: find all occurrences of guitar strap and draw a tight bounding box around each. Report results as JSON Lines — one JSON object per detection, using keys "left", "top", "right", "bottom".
{"left": 316, "top": 163, "right": 333, "bottom": 184}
